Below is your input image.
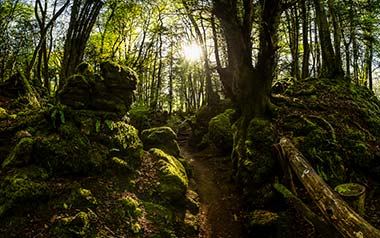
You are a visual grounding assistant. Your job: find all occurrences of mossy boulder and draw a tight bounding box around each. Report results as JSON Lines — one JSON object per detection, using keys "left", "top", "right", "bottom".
{"left": 141, "top": 126, "right": 180, "bottom": 157}
{"left": 107, "top": 121, "right": 143, "bottom": 168}
{"left": 149, "top": 148, "right": 188, "bottom": 202}
{"left": 208, "top": 109, "right": 235, "bottom": 153}
{"left": 59, "top": 74, "right": 91, "bottom": 109}
{"left": 76, "top": 62, "right": 95, "bottom": 76}
{"left": 0, "top": 166, "right": 49, "bottom": 217}
{"left": 188, "top": 99, "right": 233, "bottom": 148}
{"left": 34, "top": 132, "right": 101, "bottom": 176}
{"left": 2, "top": 137, "right": 34, "bottom": 169}
{"left": 0, "top": 73, "right": 27, "bottom": 98}
{"left": 59, "top": 61, "right": 137, "bottom": 114}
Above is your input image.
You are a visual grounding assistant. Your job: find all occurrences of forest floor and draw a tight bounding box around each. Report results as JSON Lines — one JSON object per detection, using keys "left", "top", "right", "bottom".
{"left": 178, "top": 135, "right": 245, "bottom": 238}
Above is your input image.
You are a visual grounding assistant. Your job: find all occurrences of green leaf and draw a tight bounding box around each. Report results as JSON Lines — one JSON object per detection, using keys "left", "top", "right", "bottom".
{"left": 105, "top": 120, "right": 114, "bottom": 131}
{"left": 96, "top": 120, "right": 101, "bottom": 133}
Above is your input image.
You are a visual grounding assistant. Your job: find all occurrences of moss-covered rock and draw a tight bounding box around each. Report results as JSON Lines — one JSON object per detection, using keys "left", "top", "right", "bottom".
{"left": 108, "top": 121, "right": 143, "bottom": 168}
{"left": 34, "top": 132, "right": 101, "bottom": 175}
{"left": 59, "top": 61, "right": 137, "bottom": 114}
{"left": 53, "top": 211, "right": 91, "bottom": 237}
{"left": 188, "top": 100, "right": 233, "bottom": 148}
{"left": 150, "top": 148, "right": 188, "bottom": 202}
{"left": 128, "top": 104, "right": 152, "bottom": 131}
{"left": 141, "top": 126, "right": 180, "bottom": 157}
{"left": 2, "top": 137, "right": 34, "bottom": 169}
{"left": 59, "top": 74, "right": 91, "bottom": 109}
{"left": 0, "top": 166, "right": 49, "bottom": 217}
{"left": 208, "top": 109, "right": 235, "bottom": 153}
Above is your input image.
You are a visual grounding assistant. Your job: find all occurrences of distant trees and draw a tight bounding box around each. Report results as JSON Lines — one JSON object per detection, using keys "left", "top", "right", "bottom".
{"left": 279, "top": 0, "right": 380, "bottom": 88}
{"left": 1, "top": 0, "right": 380, "bottom": 106}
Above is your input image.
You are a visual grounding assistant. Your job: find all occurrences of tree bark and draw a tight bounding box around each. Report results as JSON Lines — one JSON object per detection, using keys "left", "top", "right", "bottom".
{"left": 313, "top": 0, "right": 344, "bottom": 78}
{"left": 59, "top": 0, "right": 103, "bottom": 88}
{"left": 277, "top": 137, "right": 380, "bottom": 238}
{"left": 301, "top": 0, "right": 310, "bottom": 79}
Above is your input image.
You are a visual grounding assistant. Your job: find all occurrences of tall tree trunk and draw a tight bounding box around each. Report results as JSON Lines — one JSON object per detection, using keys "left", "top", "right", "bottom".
{"left": 252, "top": 0, "right": 282, "bottom": 117}
{"left": 313, "top": 0, "right": 344, "bottom": 78}
{"left": 364, "top": 0, "right": 374, "bottom": 90}
{"left": 301, "top": 0, "right": 310, "bottom": 79}
{"left": 211, "top": 13, "right": 234, "bottom": 99}
{"left": 286, "top": 5, "right": 301, "bottom": 80}
{"left": 213, "top": 0, "right": 256, "bottom": 115}
{"left": 59, "top": 0, "right": 103, "bottom": 89}
{"left": 168, "top": 41, "right": 174, "bottom": 114}
{"left": 327, "top": 0, "right": 343, "bottom": 74}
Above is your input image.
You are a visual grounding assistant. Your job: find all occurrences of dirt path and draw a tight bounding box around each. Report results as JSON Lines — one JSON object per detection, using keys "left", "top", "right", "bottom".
{"left": 180, "top": 144, "right": 245, "bottom": 238}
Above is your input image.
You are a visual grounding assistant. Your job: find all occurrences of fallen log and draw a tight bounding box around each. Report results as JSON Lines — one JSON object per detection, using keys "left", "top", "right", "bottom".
{"left": 274, "top": 183, "right": 341, "bottom": 238}
{"left": 277, "top": 137, "right": 380, "bottom": 238}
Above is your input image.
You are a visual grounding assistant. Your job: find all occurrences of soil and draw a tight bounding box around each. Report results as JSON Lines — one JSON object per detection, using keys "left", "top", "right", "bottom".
{"left": 180, "top": 141, "right": 246, "bottom": 238}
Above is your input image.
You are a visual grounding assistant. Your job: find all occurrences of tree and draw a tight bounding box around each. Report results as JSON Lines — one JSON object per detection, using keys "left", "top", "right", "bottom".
{"left": 26, "top": 0, "right": 69, "bottom": 93}
{"left": 213, "top": 0, "right": 283, "bottom": 118}
{"left": 181, "top": 0, "right": 219, "bottom": 106}
{"left": 60, "top": 0, "right": 103, "bottom": 88}
{"left": 301, "top": 0, "right": 311, "bottom": 79}
{"left": 313, "top": 0, "right": 344, "bottom": 78}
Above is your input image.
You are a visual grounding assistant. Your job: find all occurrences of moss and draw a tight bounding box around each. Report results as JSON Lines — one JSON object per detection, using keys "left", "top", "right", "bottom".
{"left": 34, "top": 130, "right": 104, "bottom": 175}
{"left": 110, "top": 156, "right": 130, "bottom": 171}
{"left": 208, "top": 109, "right": 235, "bottom": 153}
{"left": 150, "top": 148, "right": 188, "bottom": 201}
{"left": 66, "top": 187, "right": 97, "bottom": 208}
{"left": 141, "top": 126, "right": 180, "bottom": 157}
{"left": 128, "top": 104, "right": 152, "bottom": 131}
{"left": 0, "top": 107, "right": 9, "bottom": 119}
{"left": 59, "top": 74, "right": 91, "bottom": 109}
{"left": 234, "top": 118, "right": 277, "bottom": 207}
{"left": 53, "top": 211, "right": 91, "bottom": 237}
{"left": 118, "top": 195, "right": 142, "bottom": 218}
{"left": 2, "top": 137, "right": 34, "bottom": 169}
{"left": 108, "top": 121, "right": 143, "bottom": 168}
{"left": 76, "top": 62, "right": 95, "bottom": 76}
{"left": 143, "top": 202, "right": 175, "bottom": 229}
{"left": 0, "top": 166, "right": 49, "bottom": 217}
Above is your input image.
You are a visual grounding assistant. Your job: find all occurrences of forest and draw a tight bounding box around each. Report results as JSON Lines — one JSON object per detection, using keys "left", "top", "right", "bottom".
{"left": 1, "top": 0, "right": 380, "bottom": 237}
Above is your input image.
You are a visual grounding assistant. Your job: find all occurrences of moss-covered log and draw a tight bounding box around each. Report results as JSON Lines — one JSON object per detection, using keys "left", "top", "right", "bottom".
{"left": 277, "top": 137, "right": 380, "bottom": 238}
{"left": 274, "top": 183, "right": 340, "bottom": 238}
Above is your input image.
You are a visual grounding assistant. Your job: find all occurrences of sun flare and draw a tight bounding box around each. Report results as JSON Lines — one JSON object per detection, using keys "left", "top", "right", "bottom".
{"left": 183, "top": 43, "right": 202, "bottom": 61}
